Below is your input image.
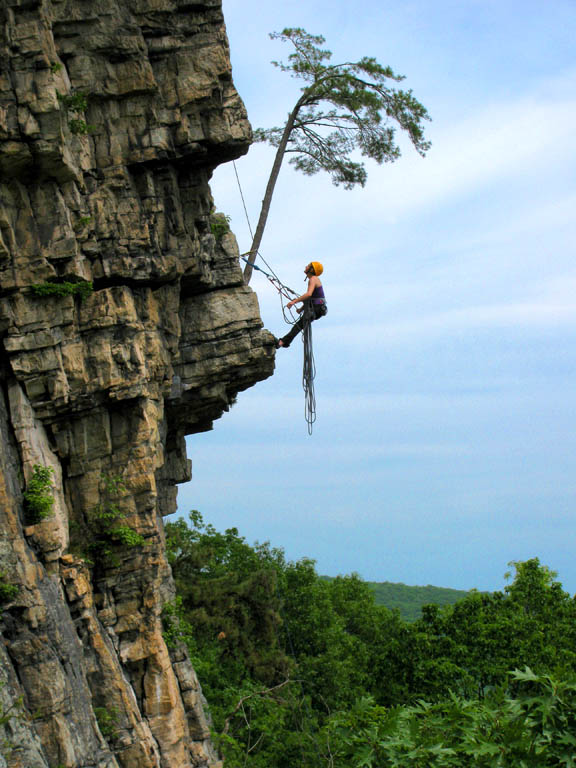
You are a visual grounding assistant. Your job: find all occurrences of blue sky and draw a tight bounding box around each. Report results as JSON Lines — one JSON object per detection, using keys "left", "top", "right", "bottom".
{"left": 176, "top": 0, "right": 576, "bottom": 593}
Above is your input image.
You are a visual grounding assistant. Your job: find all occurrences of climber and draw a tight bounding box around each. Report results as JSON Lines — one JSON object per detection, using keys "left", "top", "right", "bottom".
{"left": 276, "top": 262, "right": 327, "bottom": 348}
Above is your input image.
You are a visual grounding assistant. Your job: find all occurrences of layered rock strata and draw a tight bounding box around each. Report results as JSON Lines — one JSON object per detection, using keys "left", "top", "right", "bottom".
{"left": 0, "top": 1, "right": 275, "bottom": 766}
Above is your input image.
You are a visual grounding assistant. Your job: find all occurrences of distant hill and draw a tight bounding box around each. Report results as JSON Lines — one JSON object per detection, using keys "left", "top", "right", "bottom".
{"left": 366, "top": 581, "right": 474, "bottom": 622}
{"left": 319, "top": 576, "right": 482, "bottom": 622}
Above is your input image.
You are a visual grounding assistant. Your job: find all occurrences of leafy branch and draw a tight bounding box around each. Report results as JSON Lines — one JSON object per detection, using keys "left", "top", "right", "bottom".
{"left": 222, "top": 679, "right": 294, "bottom": 736}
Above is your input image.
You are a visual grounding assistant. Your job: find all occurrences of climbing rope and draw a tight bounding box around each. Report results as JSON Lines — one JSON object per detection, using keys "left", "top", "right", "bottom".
{"left": 301, "top": 302, "right": 317, "bottom": 434}
{"left": 233, "top": 161, "right": 318, "bottom": 433}
{"left": 233, "top": 161, "right": 254, "bottom": 240}
{"left": 240, "top": 253, "right": 298, "bottom": 326}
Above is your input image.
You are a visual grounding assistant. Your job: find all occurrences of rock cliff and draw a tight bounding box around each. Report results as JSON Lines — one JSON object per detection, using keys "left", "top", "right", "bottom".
{"left": 0, "top": 0, "right": 275, "bottom": 765}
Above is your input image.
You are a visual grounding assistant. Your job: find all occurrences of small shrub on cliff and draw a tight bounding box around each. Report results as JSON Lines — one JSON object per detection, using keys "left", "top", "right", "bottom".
{"left": 0, "top": 683, "right": 24, "bottom": 758}
{"left": 85, "top": 475, "right": 146, "bottom": 563}
{"left": 210, "top": 212, "right": 231, "bottom": 242}
{"left": 23, "top": 464, "right": 55, "bottom": 523}
{"left": 108, "top": 525, "right": 145, "bottom": 548}
{"left": 57, "top": 91, "right": 88, "bottom": 112}
{"left": 0, "top": 573, "right": 18, "bottom": 606}
{"left": 74, "top": 216, "right": 92, "bottom": 231}
{"left": 31, "top": 279, "right": 93, "bottom": 302}
{"left": 56, "top": 90, "right": 95, "bottom": 136}
{"left": 0, "top": 572, "right": 18, "bottom": 623}
{"left": 94, "top": 706, "right": 119, "bottom": 740}
{"left": 68, "top": 118, "right": 94, "bottom": 135}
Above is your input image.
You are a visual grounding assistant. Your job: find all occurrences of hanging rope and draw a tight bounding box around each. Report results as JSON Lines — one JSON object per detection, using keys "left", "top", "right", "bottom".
{"left": 233, "top": 161, "right": 318, "bottom": 433}
{"left": 233, "top": 161, "right": 254, "bottom": 240}
{"left": 301, "top": 302, "right": 317, "bottom": 434}
{"left": 240, "top": 253, "right": 298, "bottom": 326}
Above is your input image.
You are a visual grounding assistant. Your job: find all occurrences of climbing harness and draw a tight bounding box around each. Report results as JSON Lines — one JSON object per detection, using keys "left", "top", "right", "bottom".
{"left": 233, "top": 161, "right": 321, "bottom": 434}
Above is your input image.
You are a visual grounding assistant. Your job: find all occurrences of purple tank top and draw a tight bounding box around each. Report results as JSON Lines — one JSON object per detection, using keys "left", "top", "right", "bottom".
{"left": 311, "top": 284, "right": 326, "bottom": 304}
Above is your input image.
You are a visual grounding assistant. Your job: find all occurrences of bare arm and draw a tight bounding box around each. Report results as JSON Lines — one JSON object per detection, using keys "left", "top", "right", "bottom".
{"left": 286, "top": 276, "right": 319, "bottom": 309}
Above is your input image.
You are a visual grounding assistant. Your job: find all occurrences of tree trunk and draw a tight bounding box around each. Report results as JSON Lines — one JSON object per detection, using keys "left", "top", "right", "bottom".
{"left": 243, "top": 96, "right": 306, "bottom": 284}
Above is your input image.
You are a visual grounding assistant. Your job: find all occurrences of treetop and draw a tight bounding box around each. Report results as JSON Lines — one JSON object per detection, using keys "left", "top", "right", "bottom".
{"left": 255, "top": 27, "right": 431, "bottom": 190}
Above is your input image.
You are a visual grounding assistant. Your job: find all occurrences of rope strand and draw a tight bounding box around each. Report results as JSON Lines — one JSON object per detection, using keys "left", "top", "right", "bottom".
{"left": 301, "top": 303, "right": 317, "bottom": 434}
{"left": 233, "top": 160, "right": 254, "bottom": 240}
{"left": 233, "top": 164, "right": 319, "bottom": 433}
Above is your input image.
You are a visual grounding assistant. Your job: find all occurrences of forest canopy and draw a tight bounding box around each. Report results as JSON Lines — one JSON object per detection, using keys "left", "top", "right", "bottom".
{"left": 164, "top": 512, "right": 576, "bottom": 767}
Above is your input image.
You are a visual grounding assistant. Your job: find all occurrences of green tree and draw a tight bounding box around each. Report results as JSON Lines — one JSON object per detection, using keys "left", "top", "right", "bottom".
{"left": 280, "top": 569, "right": 409, "bottom": 711}
{"left": 165, "top": 512, "right": 290, "bottom": 689}
{"left": 165, "top": 514, "right": 576, "bottom": 767}
{"left": 243, "top": 27, "right": 431, "bottom": 283}
{"left": 165, "top": 512, "right": 319, "bottom": 767}
{"left": 408, "top": 559, "right": 576, "bottom": 700}
{"left": 164, "top": 513, "right": 406, "bottom": 766}
{"left": 326, "top": 669, "right": 576, "bottom": 767}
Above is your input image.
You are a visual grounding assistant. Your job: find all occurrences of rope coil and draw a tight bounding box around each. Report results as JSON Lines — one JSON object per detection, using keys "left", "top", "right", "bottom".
{"left": 301, "top": 302, "right": 317, "bottom": 434}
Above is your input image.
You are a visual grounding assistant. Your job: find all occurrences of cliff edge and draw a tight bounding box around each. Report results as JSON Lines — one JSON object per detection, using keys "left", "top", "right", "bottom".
{"left": 0, "top": 0, "right": 275, "bottom": 765}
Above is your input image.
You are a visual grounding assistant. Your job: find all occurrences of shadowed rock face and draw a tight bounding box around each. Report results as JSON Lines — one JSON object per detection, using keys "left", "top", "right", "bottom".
{"left": 0, "top": 1, "right": 275, "bottom": 766}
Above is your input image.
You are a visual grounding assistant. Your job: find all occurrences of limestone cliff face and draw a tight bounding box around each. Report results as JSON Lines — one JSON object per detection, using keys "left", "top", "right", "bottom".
{"left": 0, "top": 1, "right": 275, "bottom": 766}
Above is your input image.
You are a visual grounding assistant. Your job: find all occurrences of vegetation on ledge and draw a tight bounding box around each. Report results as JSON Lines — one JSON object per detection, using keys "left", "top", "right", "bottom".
{"left": 23, "top": 464, "right": 55, "bottom": 523}
{"left": 0, "top": 573, "right": 19, "bottom": 607}
{"left": 210, "top": 211, "right": 231, "bottom": 242}
{"left": 31, "top": 279, "right": 93, "bottom": 302}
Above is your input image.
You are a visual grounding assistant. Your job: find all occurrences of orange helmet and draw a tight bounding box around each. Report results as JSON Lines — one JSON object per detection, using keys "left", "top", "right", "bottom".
{"left": 310, "top": 261, "right": 324, "bottom": 276}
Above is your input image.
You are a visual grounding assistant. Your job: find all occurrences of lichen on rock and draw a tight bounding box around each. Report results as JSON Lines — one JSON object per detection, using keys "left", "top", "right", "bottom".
{"left": 0, "top": 0, "right": 274, "bottom": 765}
